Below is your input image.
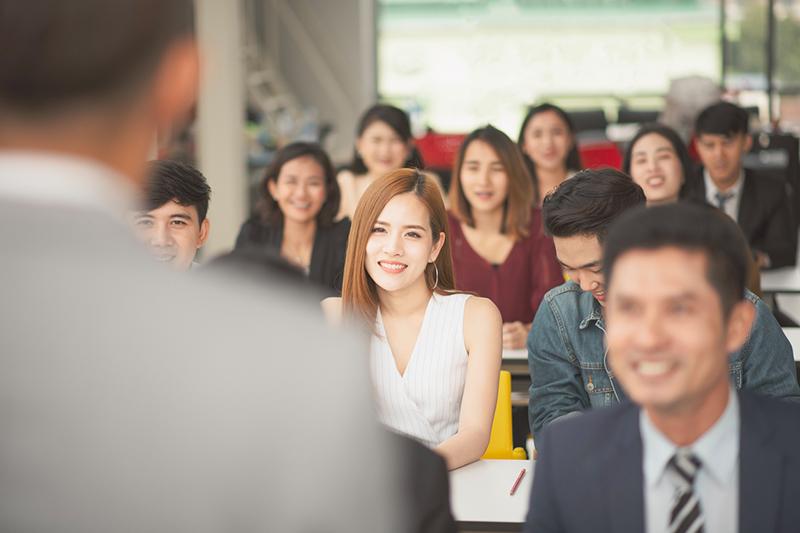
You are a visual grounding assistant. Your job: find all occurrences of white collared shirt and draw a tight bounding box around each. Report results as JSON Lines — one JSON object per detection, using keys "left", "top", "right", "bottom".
{"left": 704, "top": 168, "right": 744, "bottom": 221}
{"left": 0, "top": 150, "right": 137, "bottom": 222}
{"left": 640, "top": 387, "right": 740, "bottom": 533}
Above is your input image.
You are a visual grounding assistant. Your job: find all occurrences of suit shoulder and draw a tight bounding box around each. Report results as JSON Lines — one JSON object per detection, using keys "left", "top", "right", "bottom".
{"left": 539, "top": 402, "right": 639, "bottom": 456}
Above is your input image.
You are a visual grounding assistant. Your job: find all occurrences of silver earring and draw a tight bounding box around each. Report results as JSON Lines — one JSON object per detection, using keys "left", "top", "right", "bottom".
{"left": 430, "top": 262, "right": 439, "bottom": 290}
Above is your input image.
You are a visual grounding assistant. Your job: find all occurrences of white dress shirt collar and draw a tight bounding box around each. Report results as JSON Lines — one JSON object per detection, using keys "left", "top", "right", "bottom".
{"left": 704, "top": 168, "right": 744, "bottom": 220}
{"left": 0, "top": 150, "right": 137, "bottom": 222}
{"left": 641, "top": 386, "right": 739, "bottom": 488}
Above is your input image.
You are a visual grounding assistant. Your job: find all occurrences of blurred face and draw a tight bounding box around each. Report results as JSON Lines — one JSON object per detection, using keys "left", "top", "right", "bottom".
{"left": 133, "top": 200, "right": 209, "bottom": 271}
{"left": 629, "top": 133, "right": 684, "bottom": 205}
{"left": 695, "top": 132, "right": 752, "bottom": 190}
{"left": 459, "top": 140, "right": 509, "bottom": 215}
{"left": 553, "top": 234, "right": 605, "bottom": 304}
{"left": 522, "top": 110, "right": 573, "bottom": 172}
{"left": 268, "top": 156, "right": 327, "bottom": 225}
{"left": 605, "top": 247, "right": 751, "bottom": 417}
{"left": 365, "top": 193, "right": 445, "bottom": 295}
{"left": 355, "top": 120, "right": 411, "bottom": 177}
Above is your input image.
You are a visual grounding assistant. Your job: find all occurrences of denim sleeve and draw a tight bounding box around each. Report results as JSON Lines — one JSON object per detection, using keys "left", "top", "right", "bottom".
{"left": 528, "top": 297, "right": 590, "bottom": 437}
{"left": 739, "top": 294, "right": 800, "bottom": 402}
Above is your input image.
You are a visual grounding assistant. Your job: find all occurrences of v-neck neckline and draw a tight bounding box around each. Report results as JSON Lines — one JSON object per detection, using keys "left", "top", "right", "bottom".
{"left": 377, "top": 293, "right": 436, "bottom": 378}
{"left": 458, "top": 222, "right": 518, "bottom": 270}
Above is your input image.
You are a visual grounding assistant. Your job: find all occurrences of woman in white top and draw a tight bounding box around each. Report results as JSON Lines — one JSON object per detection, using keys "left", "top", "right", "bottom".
{"left": 324, "top": 168, "right": 501, "bottom": 470}
{"left": 337, "top": 104, "right": 445, "bottom": 220}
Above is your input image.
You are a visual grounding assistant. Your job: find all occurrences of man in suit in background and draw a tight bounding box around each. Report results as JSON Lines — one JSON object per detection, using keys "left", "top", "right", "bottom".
{"left": 0, "top": 1, "right": 452, "bottom": 531}
{"left": 685, "top": 101, "right": 796, "bottom": 268}
{"left": 524, "top": 203, "right": 800, "bottom": 533}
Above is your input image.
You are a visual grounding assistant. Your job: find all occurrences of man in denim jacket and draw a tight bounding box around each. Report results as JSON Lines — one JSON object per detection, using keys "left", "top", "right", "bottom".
{"left": 528, "top": 168, "right": 800, "bottom": 436}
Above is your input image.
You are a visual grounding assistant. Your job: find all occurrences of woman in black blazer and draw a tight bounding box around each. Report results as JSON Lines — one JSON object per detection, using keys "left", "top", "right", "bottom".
{"left": 235, "top": 142, "right": 350, "bottom": 292}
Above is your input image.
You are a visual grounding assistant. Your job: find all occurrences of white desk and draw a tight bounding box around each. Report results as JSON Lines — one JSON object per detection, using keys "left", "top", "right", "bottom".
{"left": 502, "top": 348, "right": 527, "bottom": 361}
{"left": 762, "top": 267, "right": 800, "bottom": 293}
{"left": 450, "top": 459, "right": 532, "bottom": 529}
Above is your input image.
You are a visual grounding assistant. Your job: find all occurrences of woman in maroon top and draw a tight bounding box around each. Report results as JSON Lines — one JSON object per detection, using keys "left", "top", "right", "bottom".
{"left": 448, "top": 125, "right": 563, "bottom": 349}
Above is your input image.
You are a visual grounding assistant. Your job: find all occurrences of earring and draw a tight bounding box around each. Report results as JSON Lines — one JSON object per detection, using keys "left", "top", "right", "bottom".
{"left": 429, "top": 262, "right": 439, "bottom": 290}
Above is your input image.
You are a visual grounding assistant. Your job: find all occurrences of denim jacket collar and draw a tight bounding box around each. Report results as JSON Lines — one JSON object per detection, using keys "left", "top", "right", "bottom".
{"left": 579, "top": 296, "right": 604, "bottom": 330}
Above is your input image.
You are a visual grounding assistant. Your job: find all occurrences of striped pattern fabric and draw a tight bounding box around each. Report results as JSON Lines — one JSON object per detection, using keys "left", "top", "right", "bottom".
{"left": 668, "top": 449, "right": 704, "bottom": 533}
{"left": 370, "top": 292, "right": 471, "bottom": 448}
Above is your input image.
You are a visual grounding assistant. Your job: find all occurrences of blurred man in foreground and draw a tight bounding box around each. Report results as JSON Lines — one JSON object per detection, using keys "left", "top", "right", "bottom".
{"left": 0, "top": 1, "right": 406, "bottom": 531}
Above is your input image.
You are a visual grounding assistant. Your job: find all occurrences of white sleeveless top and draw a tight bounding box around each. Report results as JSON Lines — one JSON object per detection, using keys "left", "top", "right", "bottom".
{"left": 370, "top": 292, "right": 471, "bottom": 448}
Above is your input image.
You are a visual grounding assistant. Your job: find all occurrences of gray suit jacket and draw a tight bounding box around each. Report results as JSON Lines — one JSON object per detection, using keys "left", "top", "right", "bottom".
{"left": 0, "top": 198, "right": 401, "bottom": 533}
{"left": 524, "top": 392, "right": 800, "bottom": 533}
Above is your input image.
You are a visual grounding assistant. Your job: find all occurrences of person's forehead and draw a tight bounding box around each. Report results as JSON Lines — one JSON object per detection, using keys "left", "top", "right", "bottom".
{"left": 553, "top": 234, "right": 602, "bottom": 260}
{"left": 146, "top": 200, "right": 198, "bottom": 218}
{"left": 610, "top": 247, "right": 712, "bottom": 293}
{"left": 634, "top": 133, "right": 672, "bottom": 152}
{"left": 697, "top": 132, "right": 744, "bottom": 143}
{"left": 377, "top": 193, "right": 429, "bottom": 224}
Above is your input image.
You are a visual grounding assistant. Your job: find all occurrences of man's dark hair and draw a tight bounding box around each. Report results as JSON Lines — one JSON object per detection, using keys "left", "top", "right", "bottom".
{"left": 0, "top": 0, "right": 194, "bottom": 115}
{"left": 542, "top": 168, "right": 646, "bottom": 242}
{"left": 258, "top": 142, "right": 340, "bottom": 228}
{"left": 604, "top": 203, "right": 749, "bottom": 317}
{"left": 695, "top": 101, "right": 749, "bottom": 138}
{"left": 145, "top": 160, "right": 211, "bottom": 224}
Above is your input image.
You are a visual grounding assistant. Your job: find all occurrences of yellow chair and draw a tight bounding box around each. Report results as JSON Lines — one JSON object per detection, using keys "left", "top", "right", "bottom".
{"left": 482, "top": 370, "right": 527, "bottom": 459}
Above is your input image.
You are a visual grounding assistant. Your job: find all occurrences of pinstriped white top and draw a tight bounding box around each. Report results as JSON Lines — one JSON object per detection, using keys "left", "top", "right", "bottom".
{"left": 370, "top": 292, "right": 471, "bottom": 448}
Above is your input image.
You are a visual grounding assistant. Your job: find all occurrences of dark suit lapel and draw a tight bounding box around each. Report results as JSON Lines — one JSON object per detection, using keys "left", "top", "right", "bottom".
{"left": 737, "top": 171, "right": 759, "bottom": 240}
{"left": 739, "top": 393, "right": 783, "bottom": 532}
{"left": 604, "top": 405, "right": 645, "bottom": 532}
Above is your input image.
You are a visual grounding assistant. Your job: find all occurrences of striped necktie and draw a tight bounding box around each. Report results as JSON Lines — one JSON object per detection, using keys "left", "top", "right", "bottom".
{"left": 715, "top": 191, "right": 734, "bottom": 213}
{"left": 667, "top": 449, "right": 704, "bottom": 533}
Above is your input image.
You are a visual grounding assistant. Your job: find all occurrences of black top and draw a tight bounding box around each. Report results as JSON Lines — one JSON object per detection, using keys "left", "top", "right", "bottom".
{"left": 234, "top": 217, "right": 351, "bottom": 293}
{"left": 683, "top": 166, "right": 797, "bottom": 268}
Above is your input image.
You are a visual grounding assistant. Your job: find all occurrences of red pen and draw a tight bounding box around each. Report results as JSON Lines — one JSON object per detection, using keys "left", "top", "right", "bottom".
{"left": 509, "top": 467, "right": 527, "bottom": 496}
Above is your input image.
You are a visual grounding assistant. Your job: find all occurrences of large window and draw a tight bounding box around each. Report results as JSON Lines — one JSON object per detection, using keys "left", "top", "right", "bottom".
{"left": 378, "top": 0, "right": 720, "bottom": 135}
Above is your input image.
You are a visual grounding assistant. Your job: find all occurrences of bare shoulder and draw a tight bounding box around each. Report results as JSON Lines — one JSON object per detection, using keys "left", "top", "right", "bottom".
{"left": 462, "top": 295, "right": 502, "bottom": 358}
{"left": 321, "top": 297, "right": 343, "bottom": 325}
{"left": 464, "top": 296, "right": 502, "bottom": 329}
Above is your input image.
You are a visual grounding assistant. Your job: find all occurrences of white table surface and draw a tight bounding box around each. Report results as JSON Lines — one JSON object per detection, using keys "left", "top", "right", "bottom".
{"left": 502, "top": 348, "right": 527, "bottom": 361}
{"left": 762, "top": 266, "right": 800, "bottom": 293}
{"left": 449, "top": 459, "right": 533, "bottom": 524}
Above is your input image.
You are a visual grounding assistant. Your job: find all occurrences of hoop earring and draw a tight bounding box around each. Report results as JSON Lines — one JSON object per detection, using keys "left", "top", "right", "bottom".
{"left": 429, "top": 262, "right": 439, "bottom": 291}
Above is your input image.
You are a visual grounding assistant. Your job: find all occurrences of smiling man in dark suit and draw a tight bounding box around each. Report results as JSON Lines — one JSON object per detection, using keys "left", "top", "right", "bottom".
{"left": 684, "top": 101, "right": 796, "bottom": 268}
{"left": 524, "top": 203, "right": 800, "bottom": 533}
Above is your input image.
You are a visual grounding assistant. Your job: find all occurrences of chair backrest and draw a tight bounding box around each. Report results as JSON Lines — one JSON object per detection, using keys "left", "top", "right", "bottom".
{"left": 482, "top": 370, "right": 527, "bottom": 460}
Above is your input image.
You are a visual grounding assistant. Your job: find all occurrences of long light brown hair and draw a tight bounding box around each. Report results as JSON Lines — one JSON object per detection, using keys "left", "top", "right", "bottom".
{"left": 449, "top": 125, "right": 533, "bottom": 239}
{"left": 342, "top": 168, "right": 455, "bottom": 327}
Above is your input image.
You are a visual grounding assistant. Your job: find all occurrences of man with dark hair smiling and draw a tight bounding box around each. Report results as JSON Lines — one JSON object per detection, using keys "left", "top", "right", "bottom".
{"left": 527, "top": 168, "right": 800, "bottom": 437}
{"left": 524, "top": 203, "right": 800, "bottom": 533}
{"left": 133, "top": 160, "right": 211, "bottom": 271}
{"left": 685, "top": 101, "right": 796, "bottom": 268}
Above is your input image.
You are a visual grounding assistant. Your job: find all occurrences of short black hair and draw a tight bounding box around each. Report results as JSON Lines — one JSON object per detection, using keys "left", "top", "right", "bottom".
{"left": 542, "top": 168, "right": 646, "bottom": 242}
{"left": 622, "top": 123, "right": 692, "bottom": 185}
{"left": 695, "top": 101, "right": 749, "bottom": 138}
{"left": 0, "top": 0, "right": 194, "bottom": 115}
{"left": 349, "top": 104, "right": 423, "bottom": 174}
{"left": 258, "top": 142, "right": 339, "bottom": 227}
{"left": 144, "top": 160, "right": 211, "bottom": 224}
{"left": 604, "top": 202, "right": 749, "bottom": 317}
